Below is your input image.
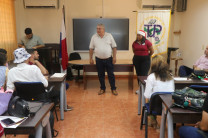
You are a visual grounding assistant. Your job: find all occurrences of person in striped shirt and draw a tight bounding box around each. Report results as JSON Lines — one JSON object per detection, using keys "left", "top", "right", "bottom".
{"left": 0, "top": 51, "right": 8, "bottom": 92}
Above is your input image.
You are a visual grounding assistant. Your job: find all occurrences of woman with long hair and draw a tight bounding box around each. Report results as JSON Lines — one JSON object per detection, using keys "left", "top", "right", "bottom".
{"left": 144, "top": 55, "right": 174, "bottom": 99}
{"left": 144, "top": 55, "right": 174, "bottom": 129}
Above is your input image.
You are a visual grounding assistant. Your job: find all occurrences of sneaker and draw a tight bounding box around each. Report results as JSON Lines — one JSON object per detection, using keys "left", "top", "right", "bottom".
{"left": 135, "top": 89, "right": 140, "bottom": 94}
{"left": 65, "top": 105, "right": 73, "bottom": 111}
{"left": 98, "top": 89, "right": 105, "bottom": 95}
{"left": 112, "top": 90, "right": 118, "bottom": 96}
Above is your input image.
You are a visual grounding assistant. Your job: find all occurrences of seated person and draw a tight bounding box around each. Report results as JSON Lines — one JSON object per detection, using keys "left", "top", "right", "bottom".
{"left": 18, "top": 28, "right": 45, "bottom": 49}
{"left": 0, "top": 52, "right": 9, "bottom": 91}
{"left": 0, "top": 48, "right": 8, "bottom": 67}
{"left": 27, "top": 49, "right": 49, "bottom": 75}
{"left": 179, "top": 45, "right": 208, "bottom": 77}
{"left": 0, "top": 123, "right": 5, "bottom": 138}
{"left": 0, "top": 48, "right": 7, "bottom": 55}
{"left": 27, "top": 49, "right": 72, "bottom": 110}
{"left": 144, "top": 55, "right": 175, "bottom": 128}
{"left": 144, "top": 55, "right": 175, "bottom": 99}
{"left": 7, "top": 48, "right": 59, "bottom": 101}
{"left": 179, "top": 94, "right": 208, "bottom": 138}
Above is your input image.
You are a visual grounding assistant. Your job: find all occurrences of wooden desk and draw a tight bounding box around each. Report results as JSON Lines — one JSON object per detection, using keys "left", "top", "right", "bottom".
{"left": 48, "top": 74, "right": 67, "bottom": 120}
{"left": 4, "top": 103, "right": 54, "bottom": 138}
{"left": 159, "top": 95, "right": 201, "bottom": 138}
{"left": 174, "top": 79, "right": 208, "bottom": 89}
{"left": 68, "top": 59, "right": 134, "bottom": 90}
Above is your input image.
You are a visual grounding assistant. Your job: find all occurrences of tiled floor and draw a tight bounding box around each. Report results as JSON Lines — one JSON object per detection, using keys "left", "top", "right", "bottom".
{"left": 6, "top": 77, "right": 181, "bottom": 138}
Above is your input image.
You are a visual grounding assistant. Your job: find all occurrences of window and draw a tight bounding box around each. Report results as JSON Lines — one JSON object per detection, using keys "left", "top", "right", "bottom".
{"left": 0, "top": 0, "right": 17, "bottom": 60}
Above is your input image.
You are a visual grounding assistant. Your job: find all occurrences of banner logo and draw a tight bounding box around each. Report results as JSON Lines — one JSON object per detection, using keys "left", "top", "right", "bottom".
{"left": 143, "top": 17, "right": 165, "bottom": 46}
{"left": 137, "top": 11, "right": 171, "bottom": 55}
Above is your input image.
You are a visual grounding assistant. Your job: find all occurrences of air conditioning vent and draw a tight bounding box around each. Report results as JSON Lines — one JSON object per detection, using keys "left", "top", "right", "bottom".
{"left": 24, "top": 0, "right": 59, "bottom": 9}
{"left": 141, "top": 0, "right": 172, "bottom": 9}
{"left": 177, "top": 0, "right": 187, "bottom": 12}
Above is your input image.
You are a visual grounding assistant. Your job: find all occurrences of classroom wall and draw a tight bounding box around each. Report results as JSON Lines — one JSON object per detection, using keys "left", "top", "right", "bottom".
{"left": 179, "top": 0, "right": 208, "bottom": 68}
{"left": 14, "top": 0, "right": 139, "bottom": 60}
{"left": 14, "top": 0, "right": 181, "bottom": 74}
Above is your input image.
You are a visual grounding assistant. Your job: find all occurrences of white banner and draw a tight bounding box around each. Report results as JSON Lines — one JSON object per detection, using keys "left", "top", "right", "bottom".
{"left": 137, "top": 10, "right": 171, "bottom": 55}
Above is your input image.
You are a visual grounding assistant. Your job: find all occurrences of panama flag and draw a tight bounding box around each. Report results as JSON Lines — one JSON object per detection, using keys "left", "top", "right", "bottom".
{"left": 60, "top": 5, "right": 68, "bottom": 71}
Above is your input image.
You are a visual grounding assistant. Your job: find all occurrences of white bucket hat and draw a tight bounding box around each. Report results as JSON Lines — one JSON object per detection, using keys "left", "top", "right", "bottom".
{"left": 13, "top": 48, "right": 31, "bottom": 63}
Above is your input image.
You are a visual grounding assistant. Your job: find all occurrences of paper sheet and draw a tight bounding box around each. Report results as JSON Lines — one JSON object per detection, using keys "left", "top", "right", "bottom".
{"left": 0, "top": 116, "right": 27, "bottom": 128}
{"left": 50, "top": 73, "right": 66, "bottom": 78}
{"left": 202, "top": 79, "right": 208, "bottom": 83}
{"left": 174, "top": 77, "right": 191, "bottom": 81}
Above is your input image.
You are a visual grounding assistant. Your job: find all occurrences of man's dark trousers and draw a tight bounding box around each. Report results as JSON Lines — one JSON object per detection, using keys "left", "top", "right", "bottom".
{"left": 95, "top": 57, "right": 116, "bottom": 91}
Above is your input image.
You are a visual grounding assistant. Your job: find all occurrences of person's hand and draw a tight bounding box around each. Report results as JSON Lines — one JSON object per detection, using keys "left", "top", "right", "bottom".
{"left": 194, "top": 66, "right": 202, "bottom": 70}
{"left": 34, "top": 60, "right": 39, "bottom": 65}
{"left": 113, "top": 57, "right": 116, "bottom": 64}
{"left": 195, "top": 121, "right": 201, "bottom": 128}
{"left": 44, "top": 76, "right": 49, "bottom": 80}
{"left": 90, "top": 59, "right": 94, "bottom": 65}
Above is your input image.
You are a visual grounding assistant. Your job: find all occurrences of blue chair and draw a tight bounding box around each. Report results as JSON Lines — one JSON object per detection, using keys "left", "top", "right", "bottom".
{"left": 140, "top": 92, "right": 172, "bottom": 138}
{"left": 189, "top": 85, "right": 208, "bottom": 93}
{"left": 66, "top": 83, "right": 69, "bottom": 90}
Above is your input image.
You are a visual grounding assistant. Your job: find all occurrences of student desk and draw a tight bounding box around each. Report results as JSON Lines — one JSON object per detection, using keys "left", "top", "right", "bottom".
{"left": 48, "top": 74, "right": 67, "bottom": 120}
{"left": 159, "top": 95, "right": 201, "bottom": 138}
{"left": 137, "top": 76, "right": 208, "bottom": 114}
{"left": 4, "top": 103, "right": 54, "bottom": 138}
{"left": 68, "top": 59, "right": 134, "bottom": 90}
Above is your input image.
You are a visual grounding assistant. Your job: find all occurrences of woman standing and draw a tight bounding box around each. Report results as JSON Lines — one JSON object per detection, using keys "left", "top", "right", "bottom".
{"left": 132, "top": 30, "right": 154, "bottom": 76}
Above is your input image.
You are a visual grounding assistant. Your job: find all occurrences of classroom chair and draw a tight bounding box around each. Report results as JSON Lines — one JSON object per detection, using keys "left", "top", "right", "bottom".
{"left": 140, "top": 92, "right": 172, "bottom": 138}
{"left": 14, "top": 82, "right": 59, "bottom": 121}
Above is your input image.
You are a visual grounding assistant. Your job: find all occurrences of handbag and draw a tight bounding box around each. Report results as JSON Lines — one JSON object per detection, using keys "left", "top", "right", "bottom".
{"left": 172, "top": 87, "right": 207, "bottom": 112}
{"left": 194, "top": 70, "right": 206, "bottom": 76}
{"left": 189, "top": 70, "right": 206, "bottom": 80}
{"left": 8, "top": 96, "right": 30, "bottom": 117}
{"left": 0, "top": 92, "right": 12, "bottom": 115}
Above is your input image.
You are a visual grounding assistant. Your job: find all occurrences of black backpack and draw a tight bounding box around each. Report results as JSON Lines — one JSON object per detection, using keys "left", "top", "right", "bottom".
{"left": 66, "top": 66, "right": 74, "bottom": 81}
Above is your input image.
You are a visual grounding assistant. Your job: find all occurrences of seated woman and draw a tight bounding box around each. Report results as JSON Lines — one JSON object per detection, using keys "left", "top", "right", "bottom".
{"left": 0, "top": 52, "right": 8, "bottom": 92}
{"left": 144, "top": 55, "right": 174, "bottom": 98}
{"left": 144, "top": 55, "right": 175, "bottom": 128}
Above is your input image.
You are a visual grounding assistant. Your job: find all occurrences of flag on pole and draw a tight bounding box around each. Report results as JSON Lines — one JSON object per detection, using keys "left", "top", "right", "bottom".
{"left": 60, "top": 5, "right": 68, "bottom": 70}
{"left": 137, "top": 10, "right": 171, "bottom": 55}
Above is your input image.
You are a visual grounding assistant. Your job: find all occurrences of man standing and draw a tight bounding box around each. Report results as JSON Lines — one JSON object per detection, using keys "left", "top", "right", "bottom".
{"left": 89, "top": 24, "right": 118, "bottom": 95}
{"left": 18, "top": 28, "right": 45, "bottom": 49}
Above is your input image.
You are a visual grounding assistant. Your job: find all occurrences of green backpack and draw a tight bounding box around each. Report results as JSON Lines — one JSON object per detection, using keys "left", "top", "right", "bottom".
{"left": 172, "top": 87, "right": 207, "bottom": 112}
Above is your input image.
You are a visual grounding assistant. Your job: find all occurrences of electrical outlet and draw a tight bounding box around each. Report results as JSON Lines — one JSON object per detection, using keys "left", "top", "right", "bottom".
{"left": 202, "top": 45, "right": 204, "bottom": 50}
